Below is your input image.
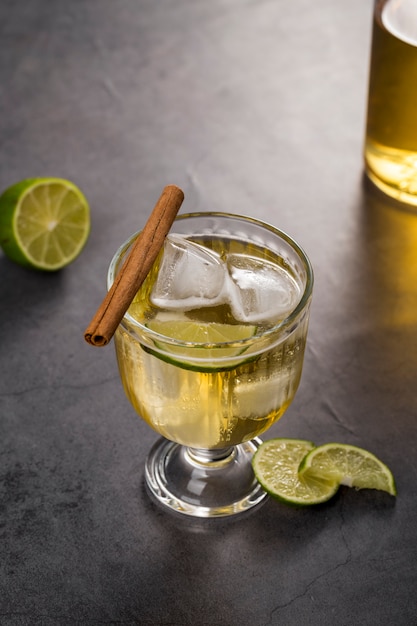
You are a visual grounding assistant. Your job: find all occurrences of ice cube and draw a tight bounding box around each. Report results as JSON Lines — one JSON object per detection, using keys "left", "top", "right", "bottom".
{"left": 226, "top": 253, "right": 301, "bottom": 323}
{"left": 150, "top": 234, "right": 228, "bottom": 310}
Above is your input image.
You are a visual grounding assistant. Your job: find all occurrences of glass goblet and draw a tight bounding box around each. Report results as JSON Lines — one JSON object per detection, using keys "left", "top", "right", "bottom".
{"left": 107, "top": 212, "right": 313, "bottom": 517}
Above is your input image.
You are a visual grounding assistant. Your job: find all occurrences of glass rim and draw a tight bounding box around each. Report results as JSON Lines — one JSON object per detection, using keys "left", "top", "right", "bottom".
{"left": 107, "top": 211, "right": 314, "bottom": 349}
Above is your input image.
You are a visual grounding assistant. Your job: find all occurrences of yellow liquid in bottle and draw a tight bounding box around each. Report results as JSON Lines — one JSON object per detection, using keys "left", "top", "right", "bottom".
{"left": 364, "top": 0, "right": 417, "bottom": 205}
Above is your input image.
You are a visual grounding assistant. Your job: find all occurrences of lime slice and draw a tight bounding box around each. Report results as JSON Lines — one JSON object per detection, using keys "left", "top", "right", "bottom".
{"left": 145, "top": 318, "right": 257, "bottom": 372}
{"left": 0, "top": 177, "right": 90, "bottom": 271}
{"left": 298, "top": 443, "right": 397, "bottom": 496}
{"left": 252, "top": 438, "right": 339, "bottom": 506}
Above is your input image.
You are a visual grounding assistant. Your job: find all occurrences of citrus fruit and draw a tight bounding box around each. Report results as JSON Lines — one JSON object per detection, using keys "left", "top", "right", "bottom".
{"left": 298, "top": 443, "right": 397, "bottom": 495}
{"left": 144, "top": 318, "right": 257, "bottom": 371}
{"left": 251, "top": 438, "right": 339, "bottom": 506}
{"left": 0, "top": 177, "right": 90, "bottom": 271}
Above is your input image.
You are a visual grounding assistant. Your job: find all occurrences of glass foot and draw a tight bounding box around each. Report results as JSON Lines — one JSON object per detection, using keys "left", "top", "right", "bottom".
{"left": 145, "top": 437, "right": 267, "bottom": 518}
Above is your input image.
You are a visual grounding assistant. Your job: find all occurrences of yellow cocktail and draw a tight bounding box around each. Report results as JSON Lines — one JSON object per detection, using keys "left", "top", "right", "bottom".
{"left": 108, "top": 213, "right": 313, "bottom": 517}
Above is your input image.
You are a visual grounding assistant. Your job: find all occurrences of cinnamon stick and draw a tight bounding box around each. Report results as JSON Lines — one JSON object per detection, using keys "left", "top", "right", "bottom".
{"left": 84, "top": 184, "right": 184, "bottom": 346}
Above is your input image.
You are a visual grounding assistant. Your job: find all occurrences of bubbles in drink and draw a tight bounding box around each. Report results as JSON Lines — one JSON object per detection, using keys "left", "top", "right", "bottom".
{"left": 150, "top": 234, "right": 301, "bottom": 324}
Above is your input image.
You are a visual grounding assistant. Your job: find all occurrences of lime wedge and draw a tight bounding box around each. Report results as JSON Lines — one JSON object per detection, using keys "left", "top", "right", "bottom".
{"left": 298, "top": 443, "right": 397, "bottom": 496}
{"left": 0, "top": 178, "right": 90, "bottom": 271}
{"left": 145, "top": 318, "right": 257, "bottom": 372}
{"left": 252, "top": 438, "right": 339, "bottom": 506}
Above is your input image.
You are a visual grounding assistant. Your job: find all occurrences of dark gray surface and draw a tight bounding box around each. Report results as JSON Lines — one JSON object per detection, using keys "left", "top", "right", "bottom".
{"left": 1, "top": 1, "right": 417, "bottom": 624}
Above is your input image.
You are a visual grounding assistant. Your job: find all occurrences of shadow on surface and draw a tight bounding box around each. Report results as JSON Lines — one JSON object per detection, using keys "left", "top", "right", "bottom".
{"left": 0, "top": 254, "right": 67, "bottom": 346}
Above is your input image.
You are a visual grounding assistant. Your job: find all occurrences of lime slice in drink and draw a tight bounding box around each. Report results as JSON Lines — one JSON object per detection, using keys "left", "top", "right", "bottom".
{"left": 252, "top": 438, "right": 339, "bottom": 506}
{"left": 298, "top": 443, "right": 397, "bottom": 496}
{"left": 145, "top": 318, "right": 257, "bottom": 371}
{"left": 0, "top": 178, "right": 90, "bottom": 271}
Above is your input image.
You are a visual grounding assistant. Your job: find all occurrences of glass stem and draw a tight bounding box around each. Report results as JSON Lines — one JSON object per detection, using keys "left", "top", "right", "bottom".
{"left": 186, "top": 446, "right": 236, "bottom": 467}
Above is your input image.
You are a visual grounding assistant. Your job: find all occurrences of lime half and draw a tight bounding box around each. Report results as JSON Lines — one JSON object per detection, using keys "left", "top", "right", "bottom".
{"left": 145, "top": 318, "right": 257, "bottom": 372}
{"left": 252, "top": 438, "right": 339, "bottom": 506}
{"left": 299, "top": 443, "right": 397, "bottom": 496}
{"left": 0, "top": 177, "right": 90, "bottom": 270}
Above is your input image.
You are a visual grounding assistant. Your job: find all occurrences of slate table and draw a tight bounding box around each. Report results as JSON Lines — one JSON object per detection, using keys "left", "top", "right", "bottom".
{"left": 1, "top": 1, "right": 417, "bottom": 624}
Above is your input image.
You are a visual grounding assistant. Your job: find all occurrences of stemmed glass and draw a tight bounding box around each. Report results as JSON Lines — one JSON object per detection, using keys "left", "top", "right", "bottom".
{"left": 107, "top": 213, "right": 313, "bottom": 517}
